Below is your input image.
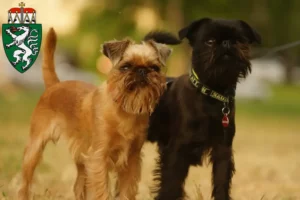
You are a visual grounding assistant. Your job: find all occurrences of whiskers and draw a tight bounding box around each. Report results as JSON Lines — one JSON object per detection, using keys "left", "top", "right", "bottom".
{"left": 235, "top": 42, "right": 251, "bottom": 61}
{"left": 235, "top": 42, "right": 251, "bottom": 79}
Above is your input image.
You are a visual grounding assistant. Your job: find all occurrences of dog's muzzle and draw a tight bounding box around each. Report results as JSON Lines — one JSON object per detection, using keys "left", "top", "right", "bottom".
{"left": 137, "top": 68, "right": 148, "bottom": 77}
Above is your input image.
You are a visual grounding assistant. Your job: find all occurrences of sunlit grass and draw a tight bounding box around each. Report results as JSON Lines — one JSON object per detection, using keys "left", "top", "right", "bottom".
{"left": 0, "top": 84, "right": 299, "bottom": 199}
{"left": 237, "top": 84, "right": 300, "bottom": 118}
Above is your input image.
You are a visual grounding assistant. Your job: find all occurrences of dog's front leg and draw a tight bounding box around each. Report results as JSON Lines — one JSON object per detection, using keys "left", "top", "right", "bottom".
{"left": 210, "top": 145, "right": 235, "bottom": 200}
{"left": 116, "top": 151, "right": 141, "bottom": 200}
{"left": 86, "top": 147, "right": 112, "bottom": 200}
{"left": 154, "top": 145, "right": 190, "bottom": 200}
{"left": 73, "top": 163, "right": 87, "bottom": 200}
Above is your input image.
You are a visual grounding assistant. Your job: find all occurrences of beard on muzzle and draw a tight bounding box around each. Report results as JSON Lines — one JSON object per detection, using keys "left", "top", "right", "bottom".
{"left": 195, "top": 50, "right": 252, "bottom": 85}
{"left": 109, "top": 73, "right": 166, "bottom": 115}
{"left": 124, "top": 75, "right": 149, "bottom": 92}
{"left": 121, "top": 85, "right": 165, "bottom": 115}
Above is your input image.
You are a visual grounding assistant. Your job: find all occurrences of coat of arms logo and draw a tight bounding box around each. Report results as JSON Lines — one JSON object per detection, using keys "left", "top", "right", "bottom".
{"left": 2, "top": 2, "right": 42, "bottom": 73}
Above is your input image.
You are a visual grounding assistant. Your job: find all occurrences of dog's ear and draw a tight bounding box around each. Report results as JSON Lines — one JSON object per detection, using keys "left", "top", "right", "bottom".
{"left": 102, "top": 39, "right": 132, "bottom": 65}
{"left": 147, "top": 40, "right": 172, "bottom": 66}
{"left": 178, "top": 18, "right": 211, "bottom": 44}
{"left": 239, "top": 20, "right": 262, "bottom": 44}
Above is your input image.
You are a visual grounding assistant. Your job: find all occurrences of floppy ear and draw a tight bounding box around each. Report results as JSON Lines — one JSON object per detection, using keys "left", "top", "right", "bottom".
{"left": 239, "top": 20, "right": 262, "bottom": 44}
{"left": 178, "top": 18, "right": 211, "bottom": 44}
{"left": 102, "top": 39, "right": 132, "bottom": 65}
{"left": 147, "top": 40, "right": 172, "bottom": 66}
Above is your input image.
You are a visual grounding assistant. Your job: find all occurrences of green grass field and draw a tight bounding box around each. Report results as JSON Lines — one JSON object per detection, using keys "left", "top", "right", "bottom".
{"left": 0, "top": 85, "right": 300, "bottom": 200}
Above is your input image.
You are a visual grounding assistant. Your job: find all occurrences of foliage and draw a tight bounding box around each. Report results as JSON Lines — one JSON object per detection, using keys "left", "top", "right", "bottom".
{"left": 59, "top": 0, "right": 300, "bottom": 76}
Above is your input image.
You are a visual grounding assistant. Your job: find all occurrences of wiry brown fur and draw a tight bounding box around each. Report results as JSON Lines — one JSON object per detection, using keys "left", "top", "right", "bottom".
{"left": 18, "top": 28, "right": 171, "bottom": 200}
{"left": 107, "top": 54, "right": 166, "bottom": 114}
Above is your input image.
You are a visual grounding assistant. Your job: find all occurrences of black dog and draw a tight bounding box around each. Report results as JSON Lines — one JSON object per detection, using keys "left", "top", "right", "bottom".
{"left": 144, "top": 18, "right": 261, "bottom": 200}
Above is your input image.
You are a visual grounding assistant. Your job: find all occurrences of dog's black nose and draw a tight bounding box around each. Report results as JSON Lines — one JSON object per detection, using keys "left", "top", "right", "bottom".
{"left": 137, "top": 68, "right": 147, "bottom": 77}
{"left": 222, "top": 40, "right": 231, "bottom": 49}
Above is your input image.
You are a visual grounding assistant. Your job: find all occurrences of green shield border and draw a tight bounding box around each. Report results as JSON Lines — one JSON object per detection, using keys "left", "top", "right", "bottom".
{"left": 2, "top": 24, "right": 42, "bottom": 73}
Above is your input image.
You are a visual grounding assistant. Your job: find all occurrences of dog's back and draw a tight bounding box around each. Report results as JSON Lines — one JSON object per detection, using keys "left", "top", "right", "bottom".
{"left": 36, "top": 28, "right": 97, "bottom": 140}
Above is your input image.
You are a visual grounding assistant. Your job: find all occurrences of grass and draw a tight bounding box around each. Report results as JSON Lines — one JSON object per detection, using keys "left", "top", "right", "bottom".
{"left": 237, "top": 85, "right": 300, "bottom": 118}
{"left": 0, "top": 84, "right": 300, "bottom": 200}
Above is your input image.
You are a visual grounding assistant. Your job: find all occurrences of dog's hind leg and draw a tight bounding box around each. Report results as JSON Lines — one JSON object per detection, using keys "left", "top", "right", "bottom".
{"left": 153, "top": 146, "right": 190, "bottom": 200}
{"left": 18, "top": 111, "right": 61, "bottom": 200}
{"left": 74, "top": 163, "right": 87, "bottom": 200}
{"left": 18, "top": 133, "right": 47, "bottom": 200}
{"left": 117, "top": 152, "right": 142, "bottom": 200}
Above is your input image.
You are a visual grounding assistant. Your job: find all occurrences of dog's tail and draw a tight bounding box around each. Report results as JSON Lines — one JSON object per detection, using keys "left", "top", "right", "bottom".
{"left": 42, "top": 28, "right": 59, "bottom": 89}
{"left": 144, "top": 31, "right": 182, "bottom": 45}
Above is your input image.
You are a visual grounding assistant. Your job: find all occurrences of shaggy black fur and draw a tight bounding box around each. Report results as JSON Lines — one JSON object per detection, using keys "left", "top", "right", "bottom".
{"left": 145, "top": 18, "right": 261, "bottom": 200}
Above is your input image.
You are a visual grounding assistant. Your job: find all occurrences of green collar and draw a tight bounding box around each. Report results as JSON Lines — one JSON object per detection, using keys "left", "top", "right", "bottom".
{"left": 189, "top": 68, "right": 230, "bottom": 103}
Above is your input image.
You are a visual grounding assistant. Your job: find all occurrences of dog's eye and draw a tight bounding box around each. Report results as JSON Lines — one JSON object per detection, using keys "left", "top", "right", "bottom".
{"left": 205, "top": 39, "right": 215, "bottom": 46}
{"left": 150, "top": 65, "right": 160, "bottom": 72}
{"left": 119, "top": 64, "right": 131, "bottom": 71}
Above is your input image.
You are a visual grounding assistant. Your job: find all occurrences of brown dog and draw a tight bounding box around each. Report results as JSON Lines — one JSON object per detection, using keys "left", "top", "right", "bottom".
{"left": 18, "top": 28, "right": 171, "bottom": 200}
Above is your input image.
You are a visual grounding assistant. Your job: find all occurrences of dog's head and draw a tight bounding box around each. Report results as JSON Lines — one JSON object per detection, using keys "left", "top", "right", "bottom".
{"left": 179, "top": 18, "right": 261, "bottom": 87}
{"left": 102, "top": 39, "right": 171, "bottom": 115}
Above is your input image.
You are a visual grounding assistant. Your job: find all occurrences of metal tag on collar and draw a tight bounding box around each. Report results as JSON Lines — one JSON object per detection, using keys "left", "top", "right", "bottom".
{"left": 222, "top": 103, "right": 230, "bottom": 127}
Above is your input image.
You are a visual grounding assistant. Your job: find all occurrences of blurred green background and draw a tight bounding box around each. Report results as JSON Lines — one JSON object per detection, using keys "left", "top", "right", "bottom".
{"left": 0, "top": 0, "right": 300, "bottom": 199}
